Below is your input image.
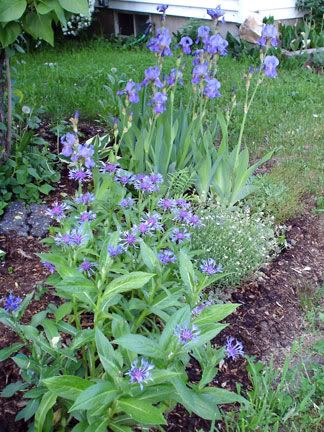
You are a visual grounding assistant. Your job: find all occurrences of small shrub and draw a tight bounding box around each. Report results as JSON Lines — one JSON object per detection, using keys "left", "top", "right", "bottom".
{"left": 192, "top": 201, "right": 278, "bottom": 287}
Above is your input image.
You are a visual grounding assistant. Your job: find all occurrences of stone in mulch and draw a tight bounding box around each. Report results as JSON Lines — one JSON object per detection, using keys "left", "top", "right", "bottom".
{"left": 0, "top": 202, "right": 51, "bottom": 238}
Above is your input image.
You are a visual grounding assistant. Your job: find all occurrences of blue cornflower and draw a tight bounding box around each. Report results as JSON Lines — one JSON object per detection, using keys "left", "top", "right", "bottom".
{"left": 225, "top": 337, "right": 244, "bottom": 360}
{"left": 158, "top": 249, "right": 176, "bottom": 265}
{"left": 133, "top": 175, "right": 156, "bottom": 193}
{"left": 108, "top": 244, "right": 124, "bottom": 257}
{"left": 74, "top": 192, "right": 95, "bottom": 205}
{"left": 175, "top": 324, "right": 200, "bottom": 345}
{"left": 150, "top": 173, "right": 164, "bottom": 185}
{"left": 170, "top": 227, "right": 191, "bottom": 244}
{"left": 175, "top": 198, "right": 191, "bottom": 209}
{"left": 79, "top": 211, "right": 96, "bottom": 223}
{"left": 122, "top": 230, "right": 138, "bottom": 248}
{"left": 79, "top": 259, "right": 96, "bottom": 276}
{"left": 186, "top": 213, "right": 201, "bottom": 227}
{"left": 179, "top": 36, "right": 193, "bottom": 55}
{"left": 263, "top": 55, "right": 279, "bottom": 78}
{"left": 46, "top": 201, "right": 69, "bottom": 222}
{"left": 100, "top": 162, "right": 119, "bottom": 173}
{"left": 42, "top": 261, "right": 56, "bottom": 274}
{"left": 119, "top": 197, "right": 135, "bottom": 208}
{"left": 192, "top": 301, "right": 212, "bottom": 316}
{"left": 114, "top": 169, "right": 134, "bottom": 186}
{"left": 3, "top": 294, "right": 22, "bottom": 313}
{"left": 258, "top": 24, "right": 278, "bottom": 48}
{"left": 158, "top": 197, "right": 176, "bottom": 211}
{"left": 142, "top": 212, "right": 163, "bottom": 232}
{"left": 200, "top": 258, "right": 222, "bottom": 275}
{"left": 172, "top": 208, "right": 191, "bottom": 223}
{"left": 204, "top": 77, "right": 222, "bottom": 99}
{"left": 68, "top": 168, "right": 92, "bottom": 183}
{"left": 126, "top": 358, "right": 154, "bottom": 390}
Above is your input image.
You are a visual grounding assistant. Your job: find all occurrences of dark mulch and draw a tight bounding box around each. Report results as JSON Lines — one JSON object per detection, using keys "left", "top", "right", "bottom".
{"left": 0, "top": 203, "right": 323, "bottom": 431}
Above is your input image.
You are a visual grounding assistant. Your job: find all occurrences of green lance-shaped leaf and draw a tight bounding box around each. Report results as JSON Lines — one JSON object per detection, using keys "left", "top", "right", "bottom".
{"left": 69, "top": 382, "right": 119, "bottom": 412}
{"left": 115, "top": 334, "right": 161, "bottom": 359}
{"left": 100, "top": 272, "right": 154, "bottom": 307}
{"left": 116, "top": 398, "right": 167, "bottom": 425}
{"left": 43, "top": 375, "right": 92, "bottom": 401}
{"left": 0, "top": 342, "right": 24, "bottom": 361}
{"left": 34, "top": 391, "right": 57, "bottom": 432}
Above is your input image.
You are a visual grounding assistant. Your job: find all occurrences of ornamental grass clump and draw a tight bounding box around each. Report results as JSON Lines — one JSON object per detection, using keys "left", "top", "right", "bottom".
{"left": 192, "top": 202, "right": 279, "bottom": 287}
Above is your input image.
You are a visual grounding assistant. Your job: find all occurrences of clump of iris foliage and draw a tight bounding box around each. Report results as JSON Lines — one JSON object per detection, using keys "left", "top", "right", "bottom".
{"left": 0, "top": 4, "right": 281, "bottom": 431}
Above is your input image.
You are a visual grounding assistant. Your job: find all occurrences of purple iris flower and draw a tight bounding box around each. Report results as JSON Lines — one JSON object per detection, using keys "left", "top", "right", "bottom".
{"left": 179, "top": 36, "right": 193, "bottom": 55}
{"left": 197, "top": 26, "right": 211, "bottom": 43}
{"left": 170, "top": 227, "right": 191, "bottom": 243}
{"left": 3, "top": 294, "right": 22, "bottom": 313}
{"left": 204, "top": 77, "right": 222, "bottom": 99}
{"left": 42, "top": 261, "right": 56, "bottom": 274}
{"left": 126, "top": 358, "right": 154, "bottom": 390}
{"left": 79, "top": 259, "right": 96, "bottom": 276}
{"left": 166, "top": 68, "right": 183, "bottom": 86}
{"left": 205, "top": 33, "right": 228, "bottom": 56}
{"left": 142, "top": 66, "right": 164, "bottom": 88}
{"left": 61, "top": 132, "right": 76, "bottom": 157}
{"left": 117, "top": 80, "right": 140, "bottom": 104}
{"left": 263, "top": 55, "right": 279, "bottom": 78}
{"left": 69, "top": 168, "right": 92, "bottom": 183}
{"left": 158, "top": 249, "right": 176, "bottom": 265}
{"left": 258, "top": 24, "right": 279, "bottom": 48}
{"left": 157, "top": 4, "right": 168, "bottom": 13}
{"left": 175, "top": 324, "right": 200, "bottom": 345}
{"left": 192, "top": 301, "right": 212, "bottom": 316}
{"left": 158, "top": 197, "right": 175, "bottom": 211}
{"left": 100, "top": 162, "right": 119, "bottom": 174}
{"left": 225, "top": 336, "right": 244, "bottom": 360}
{"left": 79, "top": 211, "right": 96, "bottom": 223}
{"left": 71, "top": 144, "right": 95, "bottom": 169}
{"left": 108, "top": 244, "right": 124, "bottom": 257}
{"left": 150, "top": 92, "right": 168, "bottom": 114}
{"left": 74, "top": 192, "right": 95, "bottom": 205}
{"left": 200, "top": 258, "right": 222, "bottom": 275}
{"left": 192, "top": 62, "right": 209, "bottom": 84}
{"left": 46, "top": 201, "right": 69, "bottom": 222}
{"left": 147, "top": 27, "right": 172, "bottom": 57}
{"left": 192, "top": 49, "right": 205, "bottom": 66}
{"left": 207, "top": 5, "right": 225, "bottom": 20}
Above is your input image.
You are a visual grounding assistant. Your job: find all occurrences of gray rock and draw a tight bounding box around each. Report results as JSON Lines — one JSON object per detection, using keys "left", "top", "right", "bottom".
{"left": 0, "top": 202, "right": 29, "bottom": 236}
{"left": 0, "top": 201, "right": 52, "bottom": 238}
{"left": 28, "top": 203, "right": 51, "bottom": 238}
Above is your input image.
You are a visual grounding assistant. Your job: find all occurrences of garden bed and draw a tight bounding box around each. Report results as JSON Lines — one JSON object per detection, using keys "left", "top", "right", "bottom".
{"left": 1, "top": 200, "right": 323, "bottom": 431}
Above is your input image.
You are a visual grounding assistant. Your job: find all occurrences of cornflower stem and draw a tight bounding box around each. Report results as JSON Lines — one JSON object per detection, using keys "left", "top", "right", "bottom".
{"left": 73, "top": 295, "right": 88, "bottom": 377}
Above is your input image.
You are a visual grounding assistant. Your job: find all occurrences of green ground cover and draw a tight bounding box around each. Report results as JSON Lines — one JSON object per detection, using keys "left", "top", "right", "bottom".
{"left": 14, "top": 40, "right": 324, "bottom": 222}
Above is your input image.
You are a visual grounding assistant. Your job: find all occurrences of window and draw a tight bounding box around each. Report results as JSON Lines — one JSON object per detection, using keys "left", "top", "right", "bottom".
{"left": 114, "top": 12, "right": 150, "bottom": 36}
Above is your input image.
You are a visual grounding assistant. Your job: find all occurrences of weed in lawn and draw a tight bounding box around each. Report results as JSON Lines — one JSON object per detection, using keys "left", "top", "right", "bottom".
{"left": 298, "top": 285, "right": 324, "bottom": 332}
{"left": 222, "top": 344, "right": 324, "bottom": 432}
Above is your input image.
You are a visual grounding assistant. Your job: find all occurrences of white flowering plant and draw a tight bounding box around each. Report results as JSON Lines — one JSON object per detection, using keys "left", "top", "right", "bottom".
{"left": 61, "top": 0, "right": 96, "bottom": 37}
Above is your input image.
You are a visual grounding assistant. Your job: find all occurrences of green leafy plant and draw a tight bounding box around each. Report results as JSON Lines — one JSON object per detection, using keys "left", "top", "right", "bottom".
{"left": 0, "top": 161, "right": 245, "bottom": 430}
{"left": 296, "top": 0, "right": 324, "bottom": 29}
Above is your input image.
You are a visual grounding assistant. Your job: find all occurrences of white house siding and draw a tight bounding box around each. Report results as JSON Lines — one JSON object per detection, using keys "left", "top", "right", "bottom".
{"left": 107, "top": 0, "right": 303, "bottom": 23}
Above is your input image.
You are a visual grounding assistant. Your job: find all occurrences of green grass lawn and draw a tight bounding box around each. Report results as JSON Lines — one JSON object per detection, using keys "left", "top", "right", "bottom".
{"left": 14, "top": 40, "right": 324, "bottom": 221}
